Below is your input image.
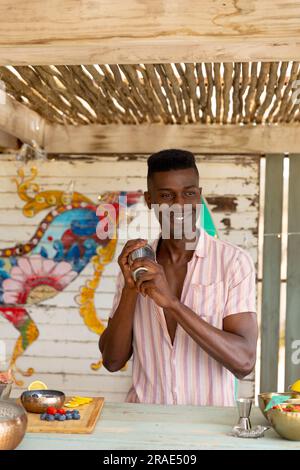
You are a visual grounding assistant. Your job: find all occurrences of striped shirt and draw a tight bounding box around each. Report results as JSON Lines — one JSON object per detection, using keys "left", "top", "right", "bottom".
{"left": 108, "top": 229, "right": 256, "bottom": 406}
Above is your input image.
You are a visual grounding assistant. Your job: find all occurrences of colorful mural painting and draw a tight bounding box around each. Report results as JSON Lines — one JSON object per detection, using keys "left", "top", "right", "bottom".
{"left": 0, "top": 167, "right": 141, "bottom": 383}
{"left": 0, "top": 166, "right": 217, "bottom": 385}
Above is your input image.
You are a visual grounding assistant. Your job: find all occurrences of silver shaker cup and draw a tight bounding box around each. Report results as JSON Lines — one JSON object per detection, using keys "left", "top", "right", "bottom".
{"left": 129, "top": 244, "right": 156, "bottom": 282}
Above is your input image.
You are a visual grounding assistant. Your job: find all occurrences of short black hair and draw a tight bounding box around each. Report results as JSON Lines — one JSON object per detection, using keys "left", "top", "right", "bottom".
{"left": 147, "top": 149, "right": 198, "bottom": 180}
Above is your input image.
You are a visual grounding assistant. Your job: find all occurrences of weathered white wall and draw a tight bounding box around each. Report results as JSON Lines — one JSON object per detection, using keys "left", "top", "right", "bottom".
{"left": 0, "top": 154, "right": 259, "bottom": 401}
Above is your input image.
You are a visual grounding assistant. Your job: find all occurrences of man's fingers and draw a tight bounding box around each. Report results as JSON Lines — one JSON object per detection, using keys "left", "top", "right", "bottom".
{"left": 135, "top": 272, "right": 155, "bottom": 291}
{"left": 140, "top": 280, "right": 155, "bottom": 297}
{"left": 123, "top": 239, "right": 147, "bottom": 256}
{"left": 141, "top": 281, "right": 155, "bottom": 297}
{"left": 120, "top": 239, "right": 148, "bottom": 259}
{"left": 118, "top": 239, "right": 148, "bottom": 264}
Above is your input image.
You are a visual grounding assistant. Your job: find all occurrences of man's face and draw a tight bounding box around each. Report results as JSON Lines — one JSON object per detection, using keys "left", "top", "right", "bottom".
{"left": 144, "top": 168, "right": 202, "bottom": 239}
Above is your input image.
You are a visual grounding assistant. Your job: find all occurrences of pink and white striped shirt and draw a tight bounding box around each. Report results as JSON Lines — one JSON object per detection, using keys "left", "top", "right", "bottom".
{"left": 108, "top": 229, "right": 256, "bottom": 406}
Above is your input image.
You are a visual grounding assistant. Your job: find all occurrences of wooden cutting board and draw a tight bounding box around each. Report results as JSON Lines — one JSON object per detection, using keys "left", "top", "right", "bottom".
{"left": 26, "top": 397, "right": 105, "bottom": 434}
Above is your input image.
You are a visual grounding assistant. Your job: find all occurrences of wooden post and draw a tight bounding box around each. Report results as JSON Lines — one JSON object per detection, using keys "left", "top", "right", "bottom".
{"left": 260, "top": 154, "right": 284, "bottom": 393}
{"left": 285, "top": 154, "right": 300, "bottom": 389}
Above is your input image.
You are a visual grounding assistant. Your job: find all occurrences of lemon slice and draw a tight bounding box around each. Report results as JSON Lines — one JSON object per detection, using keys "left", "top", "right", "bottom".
{"left": 290, "top": 379, "right": 300, "bottom": 393}
{"left": 65, "top": 396, "right": 93, "bottom": 407}
{"left": 28, "top": 380, "right": 48, "bottom": 391}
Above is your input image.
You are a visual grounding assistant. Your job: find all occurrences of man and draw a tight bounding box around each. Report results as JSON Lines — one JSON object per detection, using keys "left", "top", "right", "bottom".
{"left": 99, "top": 149, "right": 258, "bottom": 406}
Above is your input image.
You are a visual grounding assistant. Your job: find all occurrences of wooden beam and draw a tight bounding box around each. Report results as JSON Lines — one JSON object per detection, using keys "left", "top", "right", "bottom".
{"left": 0, "top": 93, "right": 45, "bottom": 146}
{"left": 260, "top": 154, "right": 284, "bottom": 393}
{"left": 44, "top": 123, "right": 300, "bottom": 154}
{"left": 0, "top": 129, "right": 18, "bottom": 149}
{"left": 0, "top": 1, "right": 300, "bottom": 65}
{"left": 285, "top": 154, "right": 300, "bottom": 389}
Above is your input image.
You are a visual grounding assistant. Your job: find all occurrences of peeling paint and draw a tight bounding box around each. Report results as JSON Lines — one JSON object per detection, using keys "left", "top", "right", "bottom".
{"left": 220, "top": 217, "right": 232, "bottom": 234}
{"left": 206, "top": 196, "right": 238, "bottom": 212}
{"left": 248, "top": 194, "right": 259, "bottom": 208}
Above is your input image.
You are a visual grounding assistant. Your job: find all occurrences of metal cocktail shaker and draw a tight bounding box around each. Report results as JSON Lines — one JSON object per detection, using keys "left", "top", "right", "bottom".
{"left": 129, "top": 244, "right": 156, "bottom": 282}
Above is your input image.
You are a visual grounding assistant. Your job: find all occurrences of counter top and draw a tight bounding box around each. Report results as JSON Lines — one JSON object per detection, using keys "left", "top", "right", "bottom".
{"left": 18, "top": 402, "right": 300, "bottom": 450}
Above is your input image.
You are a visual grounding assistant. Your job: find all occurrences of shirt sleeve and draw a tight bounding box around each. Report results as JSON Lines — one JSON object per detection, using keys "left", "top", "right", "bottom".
{"left": 108, "top": 268, "right": 125, "bottom": 319}
{"left": 223, "top": 250, "right": 257, "bottom": 318}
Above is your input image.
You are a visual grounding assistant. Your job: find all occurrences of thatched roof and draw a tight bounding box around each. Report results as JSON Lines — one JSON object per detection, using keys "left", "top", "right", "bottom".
{"left": 1, "top": 62, "right": 299, "bottom": 127}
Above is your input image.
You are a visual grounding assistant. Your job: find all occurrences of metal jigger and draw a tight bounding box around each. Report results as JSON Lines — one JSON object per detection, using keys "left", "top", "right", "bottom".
{"left": 236, "top": 398, "right": 253, "bottom": 431}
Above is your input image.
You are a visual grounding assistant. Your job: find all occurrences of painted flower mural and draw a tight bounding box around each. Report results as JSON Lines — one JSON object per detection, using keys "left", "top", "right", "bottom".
{"left": 0, "top": 167, "right": 143, "bottom": 383}
{"left": 2, "top": 256, "right": 77, "bottom": 305}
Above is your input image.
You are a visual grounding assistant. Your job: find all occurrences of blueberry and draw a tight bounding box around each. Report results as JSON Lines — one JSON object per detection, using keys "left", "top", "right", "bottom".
{"left": 40, "top": 413, "right": 47, "bottom": 420}
{"left": 66, "top": 414, "right": 73, "bottom": 420}
{"left": 58, "top": 414, "right": 66, "bottom": 421}
{"left": 48, "top": 414, "right": 55, "bottom": 421}
{"left": 73, "top": 414, "right": 80, "bottom": 420}
{"left": 54, "top": 413, "right": 60, "bottom": 420}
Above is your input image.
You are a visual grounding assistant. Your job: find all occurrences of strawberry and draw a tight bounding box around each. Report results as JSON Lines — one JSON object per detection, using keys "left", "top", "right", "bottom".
{"left": 46, "top": 407, "right": 57, "bottom": 415}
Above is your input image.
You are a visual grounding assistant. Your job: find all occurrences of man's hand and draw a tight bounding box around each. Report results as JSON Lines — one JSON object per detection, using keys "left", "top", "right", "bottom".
{"left": 118, "top": 239, "right": 148, "bottom": 289}
{"left": 131, "top": 258, "right": 177, "bottom": 309}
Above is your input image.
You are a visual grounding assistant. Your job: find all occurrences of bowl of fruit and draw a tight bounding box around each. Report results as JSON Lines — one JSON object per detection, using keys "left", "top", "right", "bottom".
{"left": 268, "top": 400, "right": 300, "bottom": 441}
{"left": 258, "top": 392, "right": 300, "bottom": 421}
{"left": 258, "top": 379, "right": 300, "bottom": 422}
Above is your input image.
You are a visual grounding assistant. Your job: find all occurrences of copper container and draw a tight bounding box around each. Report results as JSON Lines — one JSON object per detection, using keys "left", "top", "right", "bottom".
{"left": 20, "top": 389, "right": 65, "bottom": 413}
{"left": 0, "top": 400, "right": 27, "bottom": 450}
{"left": 258, "top": 392, "right": 300, "bottom": 422}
